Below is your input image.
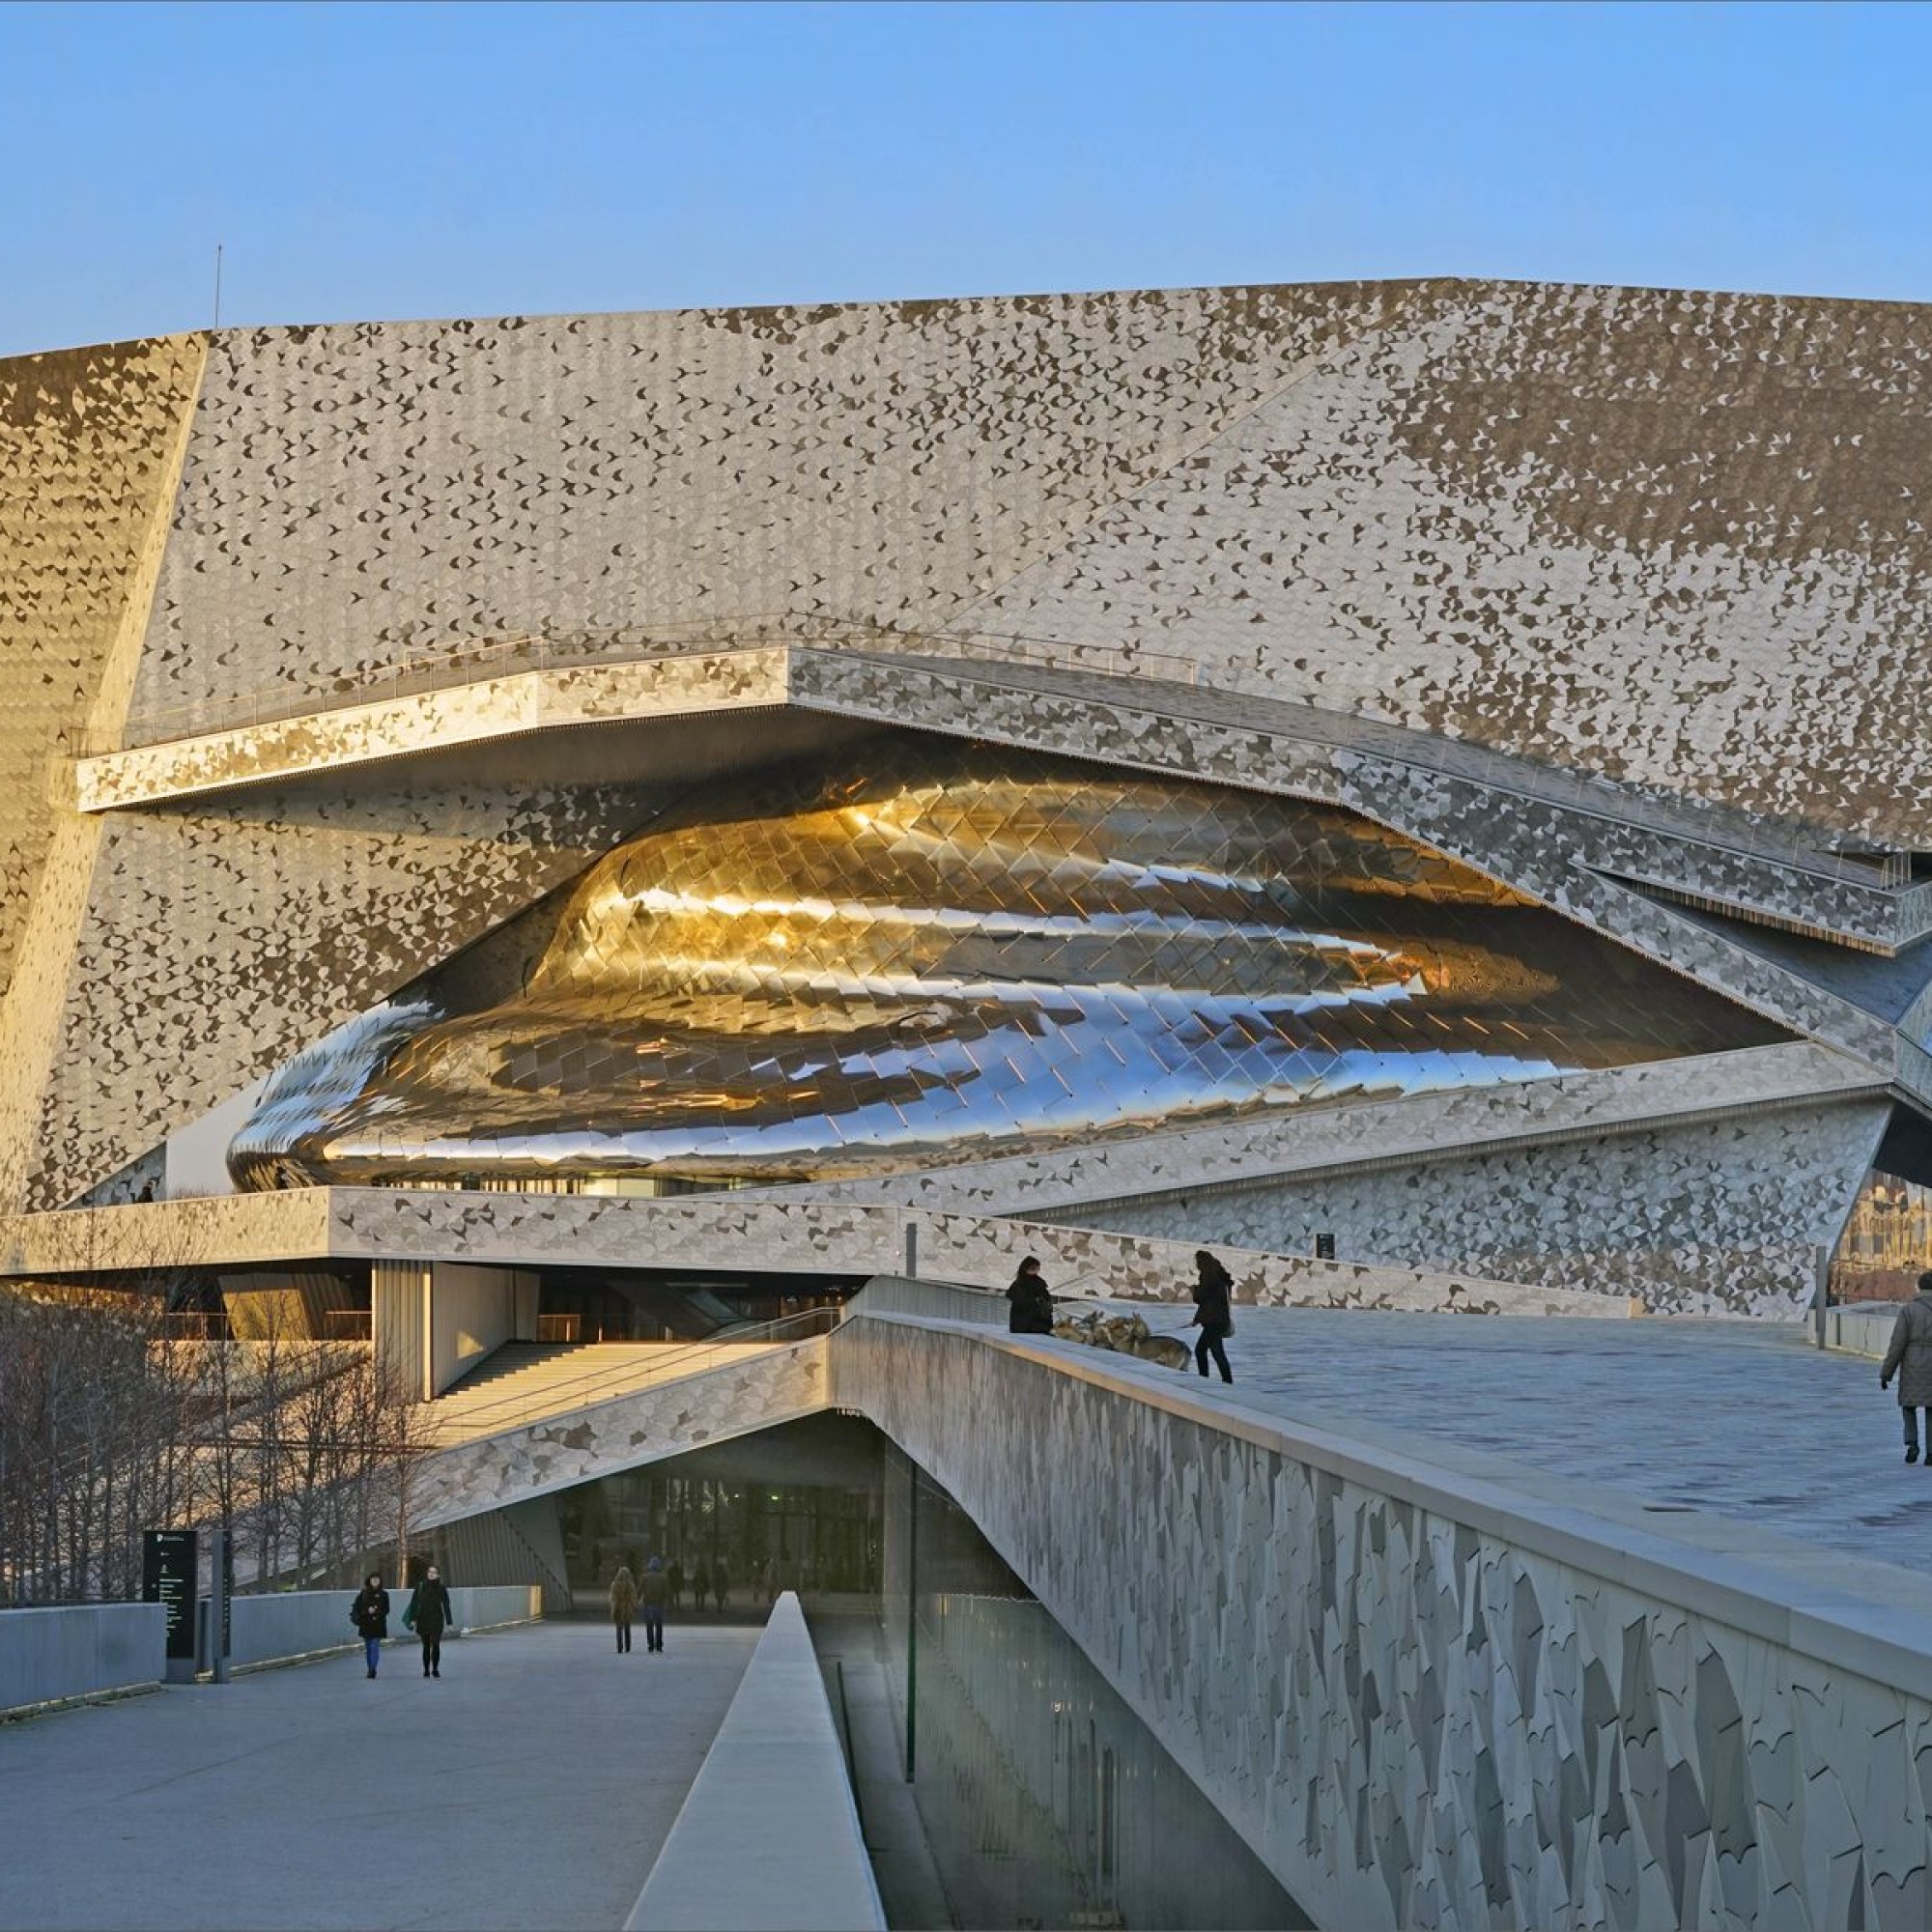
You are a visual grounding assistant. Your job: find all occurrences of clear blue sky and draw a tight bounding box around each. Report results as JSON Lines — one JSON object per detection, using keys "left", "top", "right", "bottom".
{"left": 2, "top": 0, "right": 1927, "bottom": 355}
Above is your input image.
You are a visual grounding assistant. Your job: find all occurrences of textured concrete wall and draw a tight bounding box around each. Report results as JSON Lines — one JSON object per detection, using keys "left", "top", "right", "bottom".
{"left": 128, "top": 288, "right": 1395, "bottom": 736}
{"left": 1047, "top": 1098, "right": 1890, "bottom": 1317}
{"left": 0, "top": 1602, "right": 167, "bottom": 1714}
{"left": 835, "top": 1315, "right": 1932, "bottom": 1930}
{"left": 226, "top": 1584, "right": 540, "bottom": 1668}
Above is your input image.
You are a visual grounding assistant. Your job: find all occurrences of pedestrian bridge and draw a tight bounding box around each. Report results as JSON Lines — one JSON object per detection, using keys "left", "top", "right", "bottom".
{"left": 12, "top": 1284, "right": 1932, "bottom": 1929}
{"left": 329, "top": 1281, "right": 1932, "bottom": 1925}
{"left": 0, "top": 1607, "right": 879, "bottom": 1932}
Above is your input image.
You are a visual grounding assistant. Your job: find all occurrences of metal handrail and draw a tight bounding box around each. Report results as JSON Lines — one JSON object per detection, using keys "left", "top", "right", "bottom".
{"left": 427, "top": 1303, "right": 840, "bottom": 1439}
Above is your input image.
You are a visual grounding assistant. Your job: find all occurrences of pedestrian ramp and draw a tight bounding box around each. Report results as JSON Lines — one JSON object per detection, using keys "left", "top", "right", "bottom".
{"left": 429, "top": 1316, "right": 835, "bottom": 1447}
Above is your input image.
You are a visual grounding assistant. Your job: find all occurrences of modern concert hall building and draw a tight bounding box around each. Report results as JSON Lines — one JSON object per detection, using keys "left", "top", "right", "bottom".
{"left": 5, "top": 279, "right": 1930, "bottom": 1315}
{"left": 10, "top": 281, "right": 1932, "bottom": 1926}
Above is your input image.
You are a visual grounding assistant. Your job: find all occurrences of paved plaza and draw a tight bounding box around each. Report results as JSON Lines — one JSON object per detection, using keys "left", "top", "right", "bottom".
{"left": 1106, "top": 1304, "right": 1932, "bottom": 1577}
{"left": 0, "top": 1619, "right": 757, "bottom": 1932}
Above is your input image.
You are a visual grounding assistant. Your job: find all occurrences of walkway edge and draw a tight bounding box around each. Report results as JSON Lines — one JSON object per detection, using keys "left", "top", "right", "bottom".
{"left": 625, "top": 1592, "right": 884, "bottom": 1932}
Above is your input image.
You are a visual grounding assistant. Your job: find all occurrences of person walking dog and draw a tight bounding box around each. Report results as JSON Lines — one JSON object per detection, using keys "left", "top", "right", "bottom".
{"left": 1882, "top": 1270, "right": 1932, "bottom": 1463}
{"left": 351, "top": 1574, "right": 390, "bottom": 1679}
{"left": 403, "top": 1565, "right": 455, "bottom": 1678}
{"left": 1185, "top": 1250, "right": 1236, "bottom": 1383}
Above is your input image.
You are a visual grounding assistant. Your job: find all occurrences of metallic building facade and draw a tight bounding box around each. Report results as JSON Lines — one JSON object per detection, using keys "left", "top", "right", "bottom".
{"left": 229, "top": 738, "right": 1776, "bottom": 1188}
{"left": 3, "top": 280, "right": 1929, "bottom": 1310}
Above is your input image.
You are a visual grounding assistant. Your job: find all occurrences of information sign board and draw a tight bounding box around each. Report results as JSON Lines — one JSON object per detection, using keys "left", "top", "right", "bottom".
{"left": 141, "top": 1529, "right": 198, "bottom": 1661}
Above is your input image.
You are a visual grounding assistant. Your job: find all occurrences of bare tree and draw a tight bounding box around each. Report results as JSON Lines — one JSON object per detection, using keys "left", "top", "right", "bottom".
{"left": 0, "top": 1286, "right": 202, "bottom": 1604}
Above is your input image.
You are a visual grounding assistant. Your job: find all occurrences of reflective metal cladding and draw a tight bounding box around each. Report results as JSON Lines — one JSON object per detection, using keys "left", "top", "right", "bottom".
{"left": 229, "top": 738, "right": 1780, "bottom": 1189}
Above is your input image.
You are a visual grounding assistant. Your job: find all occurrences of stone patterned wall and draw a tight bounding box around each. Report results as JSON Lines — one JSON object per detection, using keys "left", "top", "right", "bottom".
{"left": 760, "top": 1041, "right": 1879, "bottom": 1220}
{"left": 1048, "top": 1099, "right": 1889, "bottom": 1316}
{"left": 0, "top": 332, "right": 203, "bottom": 996}
{"left": 129, "top": 286, "right": 1403, "bottom": 737}
{"left": 965, "top": 280, "right": 1932, "bottom": 847}
{"left": 3, "top": 780, "right": 660, "bottom": 1210}
{"left": 836, "top": 1316, "right": 1932, "bottom": 1930}
{"left": 0, "top": 1187, "right": 1620, "bottom": 1320}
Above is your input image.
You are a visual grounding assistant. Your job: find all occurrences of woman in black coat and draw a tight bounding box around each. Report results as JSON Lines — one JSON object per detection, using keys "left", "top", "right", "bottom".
{"left": 404, "top": 1565, "right": 455, "bottom": 1679}
{"left": 1006, "top": 1256, "right": 1055, "bottom": 1335}
{"left": 1186, "top": 1250, "right": 1235, "bottom": 1383}
{"left": 351, "top": 1575, "right": 390, "bottom": 1679}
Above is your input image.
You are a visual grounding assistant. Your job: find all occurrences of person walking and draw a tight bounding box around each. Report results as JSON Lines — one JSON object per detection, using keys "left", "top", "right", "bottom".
{"left": 711, "top": 1556, "right": 729, "bottom": 1613}
{"left": 610, "top": 1564, "right": 638, "bottom": 1654}
{"left": 1185, "top": 1249, "right": 1236, "bottom": 1383}
{"left": 1006, "top": 1256, "right": 1055, "bottom": 1335}
{"left": 351, "top": 1573, "right": 390, "bottom": 1679}
{"left": 403, "top": 1565, "right": 455, "bottom": 1678}
{"left": 639, "top": 1556, "right": 668, "bottom": 1653}
{"left": 1881, "top": 1270, "right": 1932, "bottom": 1463}
{"left": 667, "top": 1557, "right": 685, "bottom": 1611}
{"left": 691, "top": 1558, "right": 711, "bottom": 1614}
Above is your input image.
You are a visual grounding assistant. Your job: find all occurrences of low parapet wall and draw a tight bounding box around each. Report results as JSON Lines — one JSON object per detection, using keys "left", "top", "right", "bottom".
{"left": 1, "top": 1586, "right": 541, "bottom": 1714}
{"left": 626, "top": 1592, "right": 883, "bottom": 1932}
{"left": 0, "top": 1603, "right": 166, "bottom": 1716}
{"left": 1824, "top": 1300, "right": 1906, "bottom": 1361}
{"left": 228, "top": 1584, "right": 542, "bottom": 1668}
{"left": 835, "top": 1312, "right": 1932, "bottom": 1930}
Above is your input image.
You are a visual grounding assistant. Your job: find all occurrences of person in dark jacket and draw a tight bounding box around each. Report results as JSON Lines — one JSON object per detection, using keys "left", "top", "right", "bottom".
{"left": 1185, "top": 1250, "right": 1235, "bottom": 1383}
{"left": 1006, "top": 1256, "right": 1055, "bottom": 1335}
{"left": 639, "top": 1555, "right": 668, "bottom": 1653}
{"left": 351, "top": 1574, "right": 390, "bottom": 1678}
{"left": 711, "top": 1556, "right": 729, "bottom": 1613}
{"left": 1881, "top": 1271, "right": 1932, "bottom": 1463}
{"left": 667, "top": 1557, "right": 685, "bottom": 1610}
{"left": 403, "top": 1566, "right": 454, "bottom": 1678}
{"left": 691, "top": 1558, "right": 711, "bottom": 1613}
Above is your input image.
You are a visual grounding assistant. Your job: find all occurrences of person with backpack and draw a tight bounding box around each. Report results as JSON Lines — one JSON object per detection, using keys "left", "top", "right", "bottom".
{"left": 350, "top": 1574, "right": 390, "bottom": 1679}
{"left": 1185, "top": 1250, "right": 1235, "bottom": 1383}
{"left": 402, "top": 1565, "right": 455, "bottom": 1678}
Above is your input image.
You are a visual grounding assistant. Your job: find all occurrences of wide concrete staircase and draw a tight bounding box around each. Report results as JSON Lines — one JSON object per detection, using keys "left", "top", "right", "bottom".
{"left": 428, "top": 1319, "right": 833, "bottom": 1446}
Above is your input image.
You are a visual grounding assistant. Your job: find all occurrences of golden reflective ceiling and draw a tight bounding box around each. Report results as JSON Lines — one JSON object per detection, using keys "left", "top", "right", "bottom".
{"left": 229, "top": 739, "right": 1782, "bottom": 1188}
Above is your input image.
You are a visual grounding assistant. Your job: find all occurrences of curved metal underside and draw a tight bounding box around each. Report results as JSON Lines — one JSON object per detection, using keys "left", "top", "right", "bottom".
{"left": 229, "top": 738, "right": 1781, "bottom": 1189}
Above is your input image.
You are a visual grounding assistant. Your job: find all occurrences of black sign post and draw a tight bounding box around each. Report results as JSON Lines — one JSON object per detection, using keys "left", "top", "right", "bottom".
{"left": 141, "top": 1529, "right": 198, "bottom": 1683}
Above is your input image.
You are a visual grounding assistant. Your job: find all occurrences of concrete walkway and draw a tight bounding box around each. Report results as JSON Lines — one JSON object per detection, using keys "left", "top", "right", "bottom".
{"left": 1098, "top": 1304, "right": 1932, "bottom": 1574}
{"left": 0, "top": 1620, "right": 758, "bottom": 1932}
